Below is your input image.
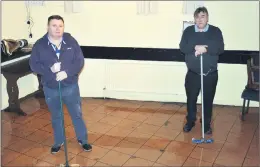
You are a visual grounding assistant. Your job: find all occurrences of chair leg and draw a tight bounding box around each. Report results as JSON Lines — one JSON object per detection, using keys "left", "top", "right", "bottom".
{"left": 245, "top": 100, "right": 250, "bottom": 114}
{"left": 241, "top": 99, "right": 246, "bottom": 121}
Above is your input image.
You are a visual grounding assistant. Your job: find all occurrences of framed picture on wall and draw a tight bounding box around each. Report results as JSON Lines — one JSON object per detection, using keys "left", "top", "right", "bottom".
{"left": 183, "top": 21, "right": 194, "bottom": 31}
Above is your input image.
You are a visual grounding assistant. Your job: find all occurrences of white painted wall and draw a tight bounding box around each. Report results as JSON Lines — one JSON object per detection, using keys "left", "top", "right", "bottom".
{"left": 1, "top": 1, "right": 259, "bottom": 110}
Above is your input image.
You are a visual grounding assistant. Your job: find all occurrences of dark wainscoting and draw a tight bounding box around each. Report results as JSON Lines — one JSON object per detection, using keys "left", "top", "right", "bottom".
{"left": 81, "top": 46, "right": 258, "bottom": 64}
{"left": 1, "top": 46, "right": 259, "bottom": 64}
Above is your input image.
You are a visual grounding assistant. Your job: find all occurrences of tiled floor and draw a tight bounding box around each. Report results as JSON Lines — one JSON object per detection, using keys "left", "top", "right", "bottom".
{"left": 1, "top": 97, "right": 259, "bottom": 166}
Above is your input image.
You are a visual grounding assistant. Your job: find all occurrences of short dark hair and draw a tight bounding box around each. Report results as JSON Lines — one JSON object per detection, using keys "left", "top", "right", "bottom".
{"left": 48, "top": 15, "right": 64, "bottom": 24}
{"left": 194, "top": 7, "right": 208, "bottom": 17}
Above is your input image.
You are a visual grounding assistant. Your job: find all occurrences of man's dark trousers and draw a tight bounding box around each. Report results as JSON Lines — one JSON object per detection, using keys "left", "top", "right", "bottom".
{"left": 185, "top": 70, "right": 218, "bottom": 127}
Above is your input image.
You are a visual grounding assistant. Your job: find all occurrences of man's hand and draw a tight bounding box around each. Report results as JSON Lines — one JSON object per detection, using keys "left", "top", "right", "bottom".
{"left": 195, "top": 50, "right": 201, "bottom": 57}
{"left": 56, "top": 71, "right": 68, "bottom": 81}
{"left": 195, "top": 45, "right": 208, "bottom": 54}
{"left": 50, "top": 62, "right": 61, "bottom": 73}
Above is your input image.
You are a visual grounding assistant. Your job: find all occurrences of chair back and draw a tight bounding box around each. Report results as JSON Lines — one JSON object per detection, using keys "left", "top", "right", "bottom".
{"left": 247, "top": 54, "right": 259, "bottom": 91}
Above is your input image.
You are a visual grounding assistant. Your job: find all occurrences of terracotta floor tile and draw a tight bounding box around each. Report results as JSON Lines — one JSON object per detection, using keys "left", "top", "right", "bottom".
{"left": 83, "top": 98, "right": 107, "bottom": 105}
{"left": 207, "top": 129, "right": 229, "bottom": 142}
{"left": 134, "top": 145, "right": 163, "bottom": 162}
{"left": 21, "top": 117, "right": 50, "bottom": 130}
{"left": 31, "top": 108, "right": 48, "bottom": 117}
{"left": 40, "top": 150, "right": 75, "bottom": 165}
{"left": 88, "top": 131, "right": 103, "bottom": 144}
{"left": 159, "top": 103, "right": 181, "bottom": 111}
{"left": 78, "top": 145, "right": 110, "bottom": 161}
{"left": 109, "top": 108, "right": 134, "bottom": 118}
{"left": 104, "top": 100, "right": 124, "bottom": 108}
{"left": 94, "top": 105, "right": 117, "bottom": 115}
{"left": 24, "top": 144, "right": 50, "bottom": 159}
{"left": 125, "top": 130, "right": 153, "bottom": 145}
{"left": 84, "top": 112, "right": 107, "bottom": 123}
{"left": 106, "top": 126, "right": 133, "bottom": 139}
{"left": 135, "top": 108, "right": 157, "bottom": 118}
{"left": 88, "top": 122, "right": 114, "bottom": 134}
{"left": 196, "top": 139, "right": 225, "bottom": 152}
{"left": 165, "top": 140, "right": 195, "bottom": 157}
{"left": 7, "top": 138, "right": 38, "bottom": 153}
{"left": 99, "top": 115, "right": 123, "bottom": 126}
{"left": 116, "top": 119, "right": 141, "bottom": 131}
{"left": 38, "top": 112, "right": 51, "bottom": 121}
{"left": 144, "top": 136, "right": 171, "bottom": 150}
{"left": 174, "top": 132, "right": 200, "bottom": 145}
{"left": 152, "top": 111, "right": 174, "bottom": 120}
{"left": 112, "top": 140, "right": 142, "bottom": 155}
{"left": 243, "top": 157, "right": 260, "bottom": 167}
{"left": 8, "top": 128, "right": 37, "bottom": 139}
{"left": 169, "top": 112, "right": 186, "bottom": 122}
{"left": 34, "top": 160, "right": 54, "bottom": 166}
{"left": 117, "top": 103, "right": 139, "bottom": 110}
{"left": 211, "top": 120, "right": 233, "bottom": 133}
{"left": 1, "top": 148, "right": 21, "bottom": 165}
{"left": 41, "top": 136, "right": 54, "bottom": 147}
{"left": 6, "top": 154, "right": 38, "bottom": 166}
{"left": 82, "top": 103, "right": 99, "bottom": 111}
{"left": 135, "top": 123, "right": 161, "bottom": 135}
{"left": 152, "top": 162, "right": 165, "bottom": 166}
{"left": 156, "top": 151, "right": 187, "bottom": 166}
{"left": 1, "top": 134, "right": 23, "bottom": 148}
{"left": 226, "top": 132, "right": 253, "bottom": 146}
{"left": 177, "top": 104, "right": 187, "bottom": 112}
{"left": 26, "top": 129, "right": 52, "bottom": 143}
{"left": 64, "top": 125, "right": 77, "bottom": 139}
{"left": 69, "top": 155, "right": 97, "bottom": 166}
{"left": 162, "top": 119, "right": 185, "bottom": 131}
{"left": 2, "top": 98, "right": 258, "bottom": 167}
{"left": 212, "top": 163, "right": 225, "bottom": 167}
{"left": 154, "top": 126, "right": 180, "bottom": 140}
{"left": 183, "top": 157, "right": 213, "bottom": 166}
{"left": 139, "top": 102, "right": 162, "bottom": 110}
{"left": 214, "top": 114, "right": 237, "bottom": 124}
{"left": 123, "top": 157, "right": 154, "bottom": 166}
{"left": 246, "top": 145, "right": 259, "bottom": 160}
{"left": 99, "top": 150, "right": 131, "bottom": 166}
{"left": 61, "top": 140, "right": 85, "bottom": 154}
{"left": 2, "top": 122, "right": 21, "bottom": 134}
{"left": 250, "top": 133, "right": 259, "bottom": 148}
{"left": 189, "top": 146, "right": 219, "bottom": 163}
{"left": 144, "top": 115, "right": 170, "bottom": 126}
{"left": 93, "top": 162, "right": 111, "bottom": 166}
{"left": 221, "top": 142, "right": 249, "bottom": 157}
{"left": 63, "top": 114, "right": 73, "bottom": 126}
{"left": 127, "top": 112, "right": 149, "bottom": 122}
{"left": 94, "top": 135, "right": 122, "bottom": 150}
{"left": 40, "top": 123, "right": 54, "bottom": 133}
{"left": 215, "top": 149, "right": 245, "bottom": 166}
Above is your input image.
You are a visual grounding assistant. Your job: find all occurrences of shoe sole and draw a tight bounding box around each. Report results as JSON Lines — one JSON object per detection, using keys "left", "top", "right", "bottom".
{"left": 51, "top": 143, "right": 64, "bottom": 154}
{"left": 78, "top": 142, "right": 92, "bottom": 152}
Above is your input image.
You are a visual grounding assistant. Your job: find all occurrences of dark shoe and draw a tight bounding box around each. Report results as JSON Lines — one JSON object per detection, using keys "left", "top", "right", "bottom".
{"left": 183, "top": 122, "right": 195, "bottom": 133}
{"left": 78, "top": 140, "right": 92, "bottom": 152}
{"left": 51, "top": 143, "right": 64, "bottom": 154}
{"left": 82, "top": 144, "right": 92, "bottom": 152}
{"left": 204, "top": 126, "right": 212, "bottom": 135}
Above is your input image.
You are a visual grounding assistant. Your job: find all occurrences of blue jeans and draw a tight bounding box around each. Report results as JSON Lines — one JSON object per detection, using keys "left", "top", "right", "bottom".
{"left": 43, "top": 83, "right": 88, "bottom": 146}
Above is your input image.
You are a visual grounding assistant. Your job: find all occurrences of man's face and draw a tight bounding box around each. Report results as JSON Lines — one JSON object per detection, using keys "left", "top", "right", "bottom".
{"left": 194, "top": 12, "right": 208, "bottom": 29}
{"left": 47, "top": 19, "right": 64, "bottom": 38}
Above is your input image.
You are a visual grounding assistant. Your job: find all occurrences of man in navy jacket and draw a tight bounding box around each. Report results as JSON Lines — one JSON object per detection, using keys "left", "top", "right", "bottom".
{"left": 29, "top": 15, "right": 92, "bottom": 154}
{"left": 179, "top": 7, "right": 224, "bottom": 134}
